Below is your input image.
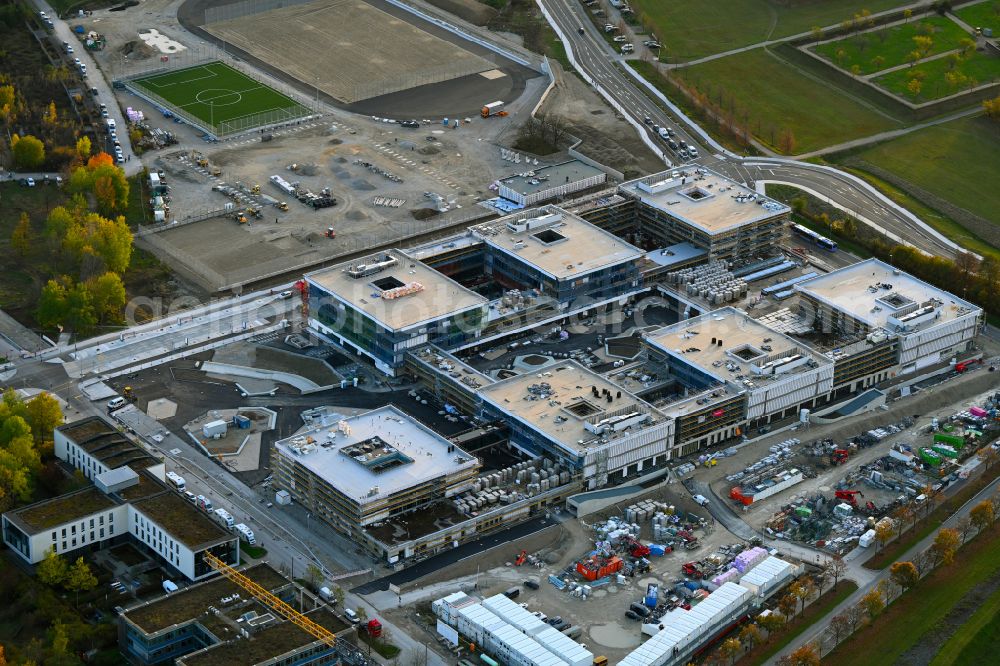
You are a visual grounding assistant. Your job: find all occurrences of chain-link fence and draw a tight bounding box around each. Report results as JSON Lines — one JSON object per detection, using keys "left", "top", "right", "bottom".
{"left": 204, "top": 0, "right": 316, "bottom": 24}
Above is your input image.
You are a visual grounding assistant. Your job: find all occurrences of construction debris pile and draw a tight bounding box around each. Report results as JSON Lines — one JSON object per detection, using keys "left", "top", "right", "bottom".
{"left": 354, "top": 159, "right": 403, "bottom": 183}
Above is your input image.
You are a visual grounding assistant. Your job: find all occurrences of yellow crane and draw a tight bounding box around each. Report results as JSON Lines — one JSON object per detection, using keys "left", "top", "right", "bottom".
{"left": 203, "top": 552, "right": 338, "bottom": 647}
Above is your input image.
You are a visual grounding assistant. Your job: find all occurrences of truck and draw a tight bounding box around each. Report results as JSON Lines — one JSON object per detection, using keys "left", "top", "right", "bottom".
{"left": 859, "top": 529, "right": 876, "bottom": 548}
{"left": 318, "top": 586, "right": 336, "bottom": 604}
{"left": 481, "top": 101, "right": 505, "bottom": 118}
{"left": 165, "top": 471, "right": 186, "bottom": 492}
{"left": 363, "top": 619, "right": 382, "bottom": 638}
{"left": 269, "top": 174, "right": 297, "bottom": 196}
{"left": 213, "top": 508, "right": 235, "bottom": 529}
{"left": 235, "top": 523, "right": 256, "bottom": 545}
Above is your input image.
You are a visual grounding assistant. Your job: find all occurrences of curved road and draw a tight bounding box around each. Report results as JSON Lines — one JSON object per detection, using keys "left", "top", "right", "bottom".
{"left": 537, "top": 0, "right": 961, "bottom": 259}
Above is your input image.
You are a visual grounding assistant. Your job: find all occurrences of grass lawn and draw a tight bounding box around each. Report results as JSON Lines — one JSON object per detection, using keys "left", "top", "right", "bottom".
{"left": 628, "top": 0, "right": 910, "bottom": 61}
{"left": 737, "top": 581, "right": 858, "bottom": 666}
{"left": 874, "top": 50, "right": 1000, "bottom": 100}
{"left": 240, "top": 540, "right": 267, "bottom": 559}
{"left": 828, "top": 524, "right": 1000, "bottom": 666}
{"left": 676, "top": 47, "right": 901, "bottom": 152}
{"left": 931, "top": 582, "right": 1000, "bottom": 665}
{"left": 954, "top": 1, "right": 1000, "bottom": 37}
{"left": 844, "top": 116, "right": 1000, "bottom": 232}
{"left": 812, "top": 16, "right": 969, "bottom": 75}
{"left": 130, "top": 62, "right": 310, "bottom": 135}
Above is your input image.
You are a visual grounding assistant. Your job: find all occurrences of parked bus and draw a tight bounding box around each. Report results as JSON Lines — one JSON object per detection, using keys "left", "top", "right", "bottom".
{"left": 791, "top": 223, "right": 837, "bottom": 251}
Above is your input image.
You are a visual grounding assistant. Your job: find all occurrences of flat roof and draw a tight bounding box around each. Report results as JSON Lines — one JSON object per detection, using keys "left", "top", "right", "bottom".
{"left": 646, "top": 307, "right": 831, "bottom": 385}
{"left": 500, "top": 160, "right": 605, "bottom": 197}
{"left": 644, "top": 242, "right": 708, "bottom": 268}
{"left": 11, "top": 487, "right": 118, "bottom": 534}
{"left": 180, "top": 608, "right": 350, "bottom": 666}
{"left": 479, "top": 359, "right": 666, "bottom": 455}
{"left": 131, "top": 491, "right": 232, "bottom": 549}
{"left": 620, "top": 168, "right": 789, "bottom": 235}
{"left": 305, "top": 249, "right": 486, "bottom": 331}
{"left": 125, "top": 563, "right": 288, "bottom": 634}
{"left": 275, "top": 405, "right": 478, "bottom": 504}
{"left": 794, "top": 258, "right": 981, "bottom": 331}
{"left": 60, "top": 417, "right": 160, "bottom": 470}
{"left": 470, "top": 205, "right": 643, "bottom": 280}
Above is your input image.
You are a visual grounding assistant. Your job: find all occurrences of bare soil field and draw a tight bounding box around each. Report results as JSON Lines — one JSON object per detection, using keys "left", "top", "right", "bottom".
{"left": 204, "top": 0, "right": 494, "bottom": 103}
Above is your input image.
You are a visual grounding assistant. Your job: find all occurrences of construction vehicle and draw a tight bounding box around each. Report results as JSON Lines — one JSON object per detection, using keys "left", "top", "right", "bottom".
{"left": 324, "top": 227, "right": 336, "bottom": 239}
{"left": 831, "top": 449, "right": 850, "bottom": 465}
{"left": 834, "top": 489, "right": 864, "bottom": 507}
{"left": 621, "top": 536, "right": 650, "bottom": 558}
{"left": 481, "top": 101, "right": 508, "bottom": 118}
{"left": 515, "top": 550, "right": 527, "bottom": 566}
{"left": 202, "top": 553, "right": 368, "bottom": 664}
{"left": 195, "top": 157, "right": 209, "bottom": 168}
{"left": 277, "top": 201, "right": 289, "bottom": 211}
{"left": 122, "top": 386, "right": 135, "bottom": 401}
{"left": 682, "top": 562, "right": 705, "bottom": 579}
{"left": 251, "top": 184, "right": 260, "bottom": 195}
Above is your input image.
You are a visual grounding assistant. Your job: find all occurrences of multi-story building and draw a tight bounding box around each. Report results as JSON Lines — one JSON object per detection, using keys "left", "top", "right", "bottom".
{"left": 118, "top": 563, "right": 359, "bottom": 665}
{"left": 645, "top": 307, "right": 835, "bottom": 432}
{"left": 3, "top": 467, "right": 237, "bottom": 581}
{"left": 794, "top": 258, "right": 982, "bottom": 393}
{"left": 306, "top": 249, "right": 488, "bottom": 375}
{"left": 3, "top": 417, "right": 237, "bottom": 581}
{"left": 55, "top": 416, "right": 165, "bottom": 482}
{"left": 497, "top": 160, "right": 607, "bottom": 206}
{"left": 273, "top": 405, "right": 479, "bottom": 542}
{"left": 478, "top": 360, "right": 674, "bottom": 488}
{"left": 470, "top": 206, "right": 644, "bottom": 312}
{"left": 616, "top": 168, "right": 789, "bottom": 265}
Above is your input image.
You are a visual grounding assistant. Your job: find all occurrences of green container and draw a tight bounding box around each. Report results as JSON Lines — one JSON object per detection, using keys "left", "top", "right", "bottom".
{"left": 934, "top": 433, "right": 964, "bottom": 448}
{"left": 932, "top": 444, "right": 959, "bottom": 459}
{"left": 920, "top": 448, "right": 942, "bottom": 466}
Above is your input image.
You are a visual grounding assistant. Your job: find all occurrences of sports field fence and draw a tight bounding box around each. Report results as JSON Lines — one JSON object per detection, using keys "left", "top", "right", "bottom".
{"left": 204, "top": 0, "right": 316, "bottom": 23}
{"left": 119, "top": 57, "right": 316, "bottom": 139}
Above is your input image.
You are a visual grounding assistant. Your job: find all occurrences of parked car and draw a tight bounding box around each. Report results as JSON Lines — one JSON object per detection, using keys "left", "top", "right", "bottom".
{"left": 399, "top": 120, "right": 420, "bottom": 128}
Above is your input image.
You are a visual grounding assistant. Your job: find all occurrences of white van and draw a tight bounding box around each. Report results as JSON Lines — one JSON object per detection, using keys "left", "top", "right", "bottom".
{"left": 107, "top": 396, "right": 127, "bottom": 411}
{"left": 344, "top": 608, "right": 360, "bottom": 624}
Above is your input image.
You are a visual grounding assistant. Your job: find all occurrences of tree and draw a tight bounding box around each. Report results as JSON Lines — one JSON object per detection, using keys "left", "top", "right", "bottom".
{"left": 76, "top": 136, "right": 91, "bottom": 160}
{"left": 781, "top": 643, "right": 820, "bottom": 666}
{"left": 907, "top": 77, "right": 923, "bottom": 98}
{"left": 11, "top": 213, "right": 30, "bottom": 258}
{"left": 37, "top": 548, "right": 68, "bottom": 586}
{"left": 827, "top": 556, "right": 847, "bottom": 587}
{"left": 64, "top": 280, "right": 97, "bottom": 335}
{"left": 65, "top": 556, "right": 98, "bottom": 606}
{"left": 739, "top": 623, "right": 763, "bottom": 652}
{"left": 793, "top": 578, "right": 817, "bottom": 614}
{"left": 331, "top": 585, "right": 345, "bottom": 608}
{"left": 810, "top": 26, "right": 823, "bottom": 41}
{"left": 36, "top": 279, "right": 68, "bottom": 330}
{"left": 23, "top": 392, "right": 62, "bottom": 448}
{"left": 903, "top": 8, "right": 913, "bottom": 22}
{"left": 874, "top": 522, "right": 894, "bottom": 553}
{"left": 978, "top": 445, "right": 1000, "bottom": 470}
{"left": 931, "top": 528, "right": 960, "bottom": 567}
{"left": 890, "top": 561, "right": 919, "bottom": 592}
{"left": 778, "top": 592, "right": 798, "bottom": 618}
{"left": 891, "top": 505, "right": 914, "bottom": 535}
{"left": 355, "top": 605, "right": 368, "bottom": 624}
{"left": 778, "top": 128, "right": 796, "bottom": 154}
{"left": 913, "top": 35, "right": 934, "bottom": 58}
{"left": 830, "top": 612, "right": 851, "bottom": 642}
{"left": 305, "top": 563, "right": 324, "bottom": 591}
{"left": 720, "top": 637, "right": 741, "bottom": 665}
{"left": 872, "top": 55, "right": 885, "bottom": 71}
{"left": 851, "top": 64, "right": 862, "bottom": 77}
{"left": 861, "top": 588, "right": 884, "bottom": 619}
{"left": 957, "top": 516, "right": 976, "bottom": 543}
{"left": 844, "top": 605, "right": 864, "bottom": 632}
{"left": 10, "top": 134, "right": 45, "bottom": 170}
{"left": 971, "top": 500, "right": 995, "bottom": 533}
{"left": 50, "top": 620, "right": 69, "bottom": 659}
{"left": 983, "top": 95, "right": 1000, "bottom": 122}
{"left": 87, "top": 272, "right": 126, "bottom": 323}
{"left": 758, "top": 611, "right": 785, "bottom": 638}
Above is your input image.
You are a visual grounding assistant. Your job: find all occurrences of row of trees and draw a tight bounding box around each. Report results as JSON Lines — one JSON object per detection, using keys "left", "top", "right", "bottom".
{"left": 788, "top": 195, "right": 1000, "bottom": 318}
{"left": 1, "top": 74, "right": 85, "bottom": 172}
{"left": 817, "top": 480, "right": 1000, "bottom": 659}
{"left": 0, "top": 389, "right": 63, "bottom": 512}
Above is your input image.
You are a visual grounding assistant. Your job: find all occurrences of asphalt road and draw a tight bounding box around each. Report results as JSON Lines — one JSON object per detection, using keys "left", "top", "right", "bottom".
{"left": 537, "top": 0, "right": 961, "bottom": 260}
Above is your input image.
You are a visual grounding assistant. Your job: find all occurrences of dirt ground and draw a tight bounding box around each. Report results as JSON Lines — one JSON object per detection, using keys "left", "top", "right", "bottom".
{"left": 539, "top": 62, "right": 665, "bottom": 178}
{"left": 204, "top": 0, "right": 493, "bottom": 104}
{"left": 424, "top": 0, "right": 498, "bottom": 25}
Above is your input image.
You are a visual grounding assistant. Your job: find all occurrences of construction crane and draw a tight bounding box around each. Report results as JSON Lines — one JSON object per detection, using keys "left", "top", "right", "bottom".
{"left": 202, "top": 553, "right": 368, "bottom": 663}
